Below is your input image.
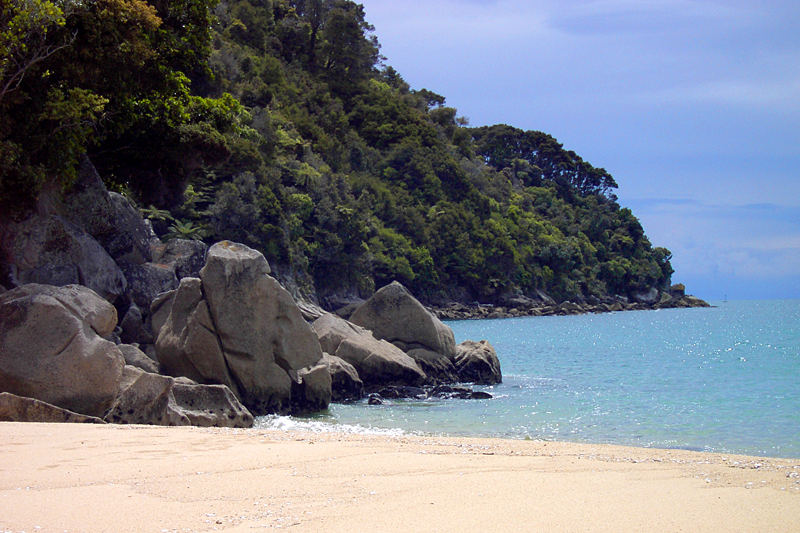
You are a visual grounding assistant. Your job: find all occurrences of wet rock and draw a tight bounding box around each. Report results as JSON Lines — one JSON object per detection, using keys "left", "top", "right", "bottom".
{"left": 454, "top": 340, "right": 502, "bottom": 385}
{"left": 321, "top": 353, "right": 364, "bottom": 402}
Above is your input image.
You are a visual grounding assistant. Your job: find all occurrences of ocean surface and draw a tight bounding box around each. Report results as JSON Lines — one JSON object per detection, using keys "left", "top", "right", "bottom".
{"left": 257, "top": 300, "right": 800, "bottom": 458}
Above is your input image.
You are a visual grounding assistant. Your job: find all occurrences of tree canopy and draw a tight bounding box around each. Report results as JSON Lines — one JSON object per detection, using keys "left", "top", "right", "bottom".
{"left": 0, "top": 0, "right": 674, "bottom": 306}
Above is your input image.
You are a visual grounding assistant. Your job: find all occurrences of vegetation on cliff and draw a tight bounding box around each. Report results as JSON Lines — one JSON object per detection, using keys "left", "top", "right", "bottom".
{"left": 1, "top": 0, "right": 674, "bottom": 306}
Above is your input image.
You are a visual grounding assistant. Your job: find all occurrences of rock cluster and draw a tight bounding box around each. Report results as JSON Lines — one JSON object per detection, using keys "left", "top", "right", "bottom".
{"left": 0, "top": 157, "right": 503, "bottom": 426}
{"left": 313, "top": 282, "right": 502, "bottom": 400}
{"left": 0, "top": 284, "right": 251, "bottom": 427}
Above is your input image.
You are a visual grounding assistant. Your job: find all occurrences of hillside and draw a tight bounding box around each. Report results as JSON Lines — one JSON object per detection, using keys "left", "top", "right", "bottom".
{"left": 1, "top": 0, "right": 684, "bottom": 310}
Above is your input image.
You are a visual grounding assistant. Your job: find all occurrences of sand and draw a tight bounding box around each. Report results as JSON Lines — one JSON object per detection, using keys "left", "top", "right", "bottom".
{"left": 1, "top": 422, "right": 798, "bottom": 532}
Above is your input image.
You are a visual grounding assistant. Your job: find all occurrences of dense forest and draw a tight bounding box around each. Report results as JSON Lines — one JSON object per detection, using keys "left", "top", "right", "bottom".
{"left": 1, "top": 0, "right": 675, "bottom": 308}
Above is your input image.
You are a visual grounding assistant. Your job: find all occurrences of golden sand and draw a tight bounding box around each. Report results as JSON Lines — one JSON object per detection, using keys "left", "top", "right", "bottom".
{"left": 1, "top": 422, "right": 798, "bottom": 532}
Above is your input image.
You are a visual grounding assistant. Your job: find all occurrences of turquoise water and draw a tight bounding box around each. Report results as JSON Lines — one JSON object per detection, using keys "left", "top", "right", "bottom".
{"left": 259, "top": 300, "right": 800, "bottom": 458}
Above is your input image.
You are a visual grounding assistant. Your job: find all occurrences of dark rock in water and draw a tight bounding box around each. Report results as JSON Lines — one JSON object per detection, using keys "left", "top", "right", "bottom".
{"left": 367, "top": 393, "right": 384, "bottom": 405}
{"left": 0, "top": 284, "right": 125, "bottom": 417}
{"left": 375, "top": 385, "right": 427, "bottom": 400}
{"left": 0, "top": 392, "right": 105, "bottom": 423}
{"left": 350, "top": 281, "right": 458, "bottom": 383}
{"left": 454, "top": 340, "right": 502, "bottom": 385}
{"left": 469, "top": 391, "right": 493, "bottom": 400}
{"left": 429, "top": 385, "right": 472, "bottom": 399}
{"left": 321, "top": 353, "right": 363, "bottom": 402}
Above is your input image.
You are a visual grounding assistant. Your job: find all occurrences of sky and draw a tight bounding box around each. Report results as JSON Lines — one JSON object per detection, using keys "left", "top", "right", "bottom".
{"left": 358, "top": 0, "right": 800, "bottom": 300}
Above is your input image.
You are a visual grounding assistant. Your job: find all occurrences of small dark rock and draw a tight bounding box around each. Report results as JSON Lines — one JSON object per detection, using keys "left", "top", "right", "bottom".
{"left": 368, "top": 394, "right": 384, "bottom": 405}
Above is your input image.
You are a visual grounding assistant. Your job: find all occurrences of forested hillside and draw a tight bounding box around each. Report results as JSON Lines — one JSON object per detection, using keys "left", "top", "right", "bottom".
{"left": 1, "top": 0, "right": 675, "bottom": 307}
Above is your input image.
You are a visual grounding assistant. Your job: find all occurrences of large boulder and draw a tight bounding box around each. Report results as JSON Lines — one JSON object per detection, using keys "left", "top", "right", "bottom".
{"left": 350, "top": 281, "right": 457, "bottom": 383}
{"left": 0, "top": 284, "right": 125, "bottom": 417}
{"left": 104, "top": 366, "right": 253, "bottom": 428}
{"left": 0, "top": 214, "right": 127, "bottom": 302}
{"left": 321, "top": 353, "right": 363, "bottom": 402}
{"left": 156, "top": 241, "right": 330, "bottom": 415}
{"left": 312, "top": 313, "right": 426, "bottom": 388}
{"left": 0, "top": 392, "right": 105, "bottom": 423}
{"left": 454, "top": 340, "right": 502, "bottom": 385}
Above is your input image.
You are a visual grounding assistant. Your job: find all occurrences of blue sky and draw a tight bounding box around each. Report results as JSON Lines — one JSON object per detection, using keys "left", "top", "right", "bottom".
{"left": 358, "top": 0, "right": 800, "bottom": 300}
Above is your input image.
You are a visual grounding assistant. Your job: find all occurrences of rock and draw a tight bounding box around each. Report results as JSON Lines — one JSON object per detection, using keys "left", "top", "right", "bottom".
{"left": 454, "top": 340, "right": 502, "bottom": 385}
{"left": 118, "top": 344, "right": 159, "bottom": 374}
{"left": 149, "top": 288, "right": 176, "bottom": 336}
{"left": 670, "top": 283, "right": 686, "bottom": 297}
{"left": 156, "top": 242, "right": 330, "bottom": 415}
{"left": 321, "top": 353, "right": 364, "bottom": 402}
{"left": 104, "top": 365, "right": 182, "bottom": 425}
{"left": 295, "top": 299, "right": 327, "bottom": 322}
{"left": 156, "top": 277, "right": 230, "bottom": 385}
{"left": 0, "top": 392, "right": 105, "bottom": 423}
{"left": 375, "top": 385, "right": 427, "bottom": 400}
{"left": 291, "top": 363, "right": 332, "bottom": 413}
{"left": 120, "top": 303, "right": 154, "bottom": 345}
{"left": 104, "top": 366, "right": 253, "bottom": 428}
{"left": 170, "top": 378, "right": 253, "bottom": 428}
{"left": 469, "top": 391, "right": 493, "bottom": 400}
{"left": 632, "top": 287, "right": 659, "bottom": 305}
{"left": 151, "top": 238, "right": 208, "bottom": 279}
{"left": 312, "top": 313, "right": 426, "bottom": 388}
{"left": 0, "top": 284, "right": 125, "bottom": 417}
{"left": 119, "top": 262, "right": 179, "bottom": 310}
{"left": 350, "top": 281, "right": 457, "bottom": 383}
{"left": 367, "top": 393, "right": 384, "bottom": 405}
{"left": 0, "top": 284, "right": 6, "bottom": 294}
{"left": 56, "top": 157, "right": 151, "bottom": 265}
{"left": 1, "top": 214, "right": 127, "bottom": 302}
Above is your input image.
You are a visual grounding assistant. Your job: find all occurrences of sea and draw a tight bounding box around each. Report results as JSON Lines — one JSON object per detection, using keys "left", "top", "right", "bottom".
{"left": 257, "top": 300, "right": 800, "bottom": 459}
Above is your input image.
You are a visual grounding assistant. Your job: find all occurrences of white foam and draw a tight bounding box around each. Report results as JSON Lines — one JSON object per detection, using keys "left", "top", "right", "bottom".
{"left": 254, "top": 415, "right": 409, "bottom": 437}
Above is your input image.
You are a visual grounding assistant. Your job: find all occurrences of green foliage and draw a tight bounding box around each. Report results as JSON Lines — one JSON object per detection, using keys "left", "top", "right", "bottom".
{"left": 0, "top": 0, "right": 675, "bottom": 305}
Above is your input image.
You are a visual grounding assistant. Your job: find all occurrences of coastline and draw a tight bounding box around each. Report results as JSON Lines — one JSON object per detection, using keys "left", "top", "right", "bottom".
{"left": 2, "top": 422, "right": 798, "bottom": 532}
{"left": 430, "top": 294, "right": 710, "bottom": 320}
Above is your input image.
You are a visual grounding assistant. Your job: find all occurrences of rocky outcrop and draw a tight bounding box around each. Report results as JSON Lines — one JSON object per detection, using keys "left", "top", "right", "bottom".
{"left": 312, "top": 313, "right": 426, "bottom": 388}
{"left": 320, "top": 353, "right": 364, "bottom": 402}
{"left": 0, "top": 214, "right": 128, "bottom": 302}
{"left": 104, "top": 366, "right": 253, "bottom": 427}
{"left": 350, "top": 281, "right": 457, "bottom": 383}
{"left": 0, "top": 284, "right": 125, "bottom": 417}
{"left": 0, "top": 392, "right": 105, "bottom": 423}
{"left": 454, "top": 340, "right": 502, "bottom": 385}
{"left": 156, "top": 241, "right": 331, "bottom": 415}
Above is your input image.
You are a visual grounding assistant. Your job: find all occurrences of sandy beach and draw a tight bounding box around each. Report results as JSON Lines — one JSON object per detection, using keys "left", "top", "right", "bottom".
{"left": 1, "top": 422, "right": 798, "bottom": 532}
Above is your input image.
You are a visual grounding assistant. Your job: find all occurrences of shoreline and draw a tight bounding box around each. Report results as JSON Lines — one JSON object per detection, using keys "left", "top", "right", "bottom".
{"left": 2, "top": 422, "right": 798, "bottom": 532}
{"left": 429, "top": 294, "right": 711, "bottom": 320}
